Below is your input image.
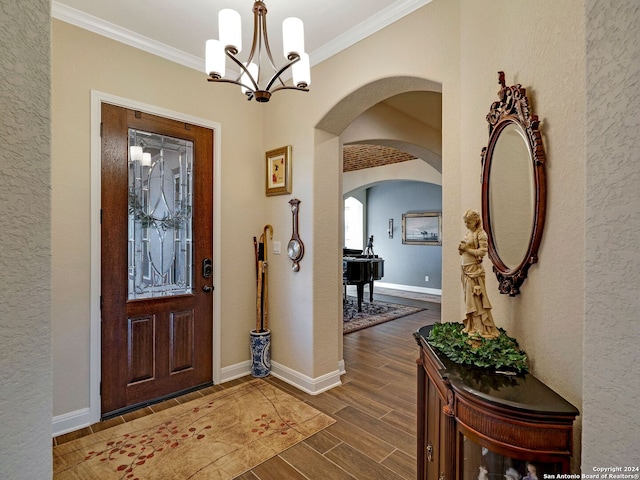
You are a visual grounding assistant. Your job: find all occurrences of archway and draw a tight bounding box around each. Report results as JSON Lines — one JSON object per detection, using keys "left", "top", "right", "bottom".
{"left": 315, "top": 75, "right": 443, "bottom": 373}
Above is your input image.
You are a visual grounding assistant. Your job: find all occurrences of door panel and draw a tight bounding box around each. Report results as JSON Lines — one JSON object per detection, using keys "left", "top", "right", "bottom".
{"left": 101, "top": 103, "right": 213, "bottom": 417}
{"left": 128, "top": 315, "right": 155, "bottom": 383}
{"left": 170, "top": 310, "right": 195, "bottom": 373}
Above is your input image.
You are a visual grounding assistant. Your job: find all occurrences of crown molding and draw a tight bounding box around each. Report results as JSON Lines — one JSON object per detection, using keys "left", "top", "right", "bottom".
{"left": 52, "top": 0, "right": 432, "bottom": 72}
{"left": 52, "top": 2, "right": 203, "bottom": 72}
{"left": 311, "top": 0, "right": 433, "bottom": 65}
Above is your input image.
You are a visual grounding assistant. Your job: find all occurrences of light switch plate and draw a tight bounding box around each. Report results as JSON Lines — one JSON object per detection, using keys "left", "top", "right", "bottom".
{"left": 273, "top": 241, "right": 281, "bottom": 254}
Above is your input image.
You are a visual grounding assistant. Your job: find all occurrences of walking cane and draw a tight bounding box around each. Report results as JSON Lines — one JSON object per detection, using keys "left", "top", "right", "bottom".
{"left": 261, "top": 225, "right": 273, "bottom": 332}
{"left": 256, "top": 237, "right": 264, "bottom": 333}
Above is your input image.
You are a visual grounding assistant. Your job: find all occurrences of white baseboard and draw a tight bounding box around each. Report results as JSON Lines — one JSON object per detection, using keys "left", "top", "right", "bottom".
{"left": 219, "top": 359, "right": 343, "bottom": 395}
{"left": 52, "top": 408, "right": 91, "bottom": 438}
{"left": 270, "top": 361, "right": 342, "bottom": 395}
{"left": 220, "top": 360, "right": 251, "bottom": 383}
{"left": 338, "top": 359, "right": 346, "bottom": 376}
{"left": 374, "top": 281, "right": 442, "bottom": 296}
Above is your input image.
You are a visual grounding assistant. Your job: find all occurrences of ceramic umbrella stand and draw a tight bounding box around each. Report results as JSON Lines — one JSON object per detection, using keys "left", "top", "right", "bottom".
{"left": 250, "top": 329, "right": 271, "bottom": 378}
{"left": 251, "top": 225, "right": 273, "bottom": 378}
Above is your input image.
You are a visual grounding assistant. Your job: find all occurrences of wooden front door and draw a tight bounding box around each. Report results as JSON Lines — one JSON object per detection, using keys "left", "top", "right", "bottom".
{"left": 100, "top": 103, "right": 214, "bottom": 418}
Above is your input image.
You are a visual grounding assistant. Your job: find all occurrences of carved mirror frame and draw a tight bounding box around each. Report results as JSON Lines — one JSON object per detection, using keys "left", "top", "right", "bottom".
{"left": 481, "top": 72, "right": 547, "bottom": 296}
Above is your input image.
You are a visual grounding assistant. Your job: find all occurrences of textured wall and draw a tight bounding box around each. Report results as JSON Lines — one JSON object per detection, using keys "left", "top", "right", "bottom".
{"left": 583, "top": 0, "right": 640, "bottom": 468}
{"left": 0, "top": 0, "right": 52, "bottom": 478}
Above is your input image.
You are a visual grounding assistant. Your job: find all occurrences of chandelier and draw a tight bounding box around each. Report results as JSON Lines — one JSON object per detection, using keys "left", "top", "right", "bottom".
{"left": 205, "top": 1, "right": 310, "bottom": 102}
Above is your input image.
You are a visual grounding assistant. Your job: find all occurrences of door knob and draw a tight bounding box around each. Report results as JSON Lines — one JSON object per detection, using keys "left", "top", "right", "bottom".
{"left": 202, "top": 285, "right": 213, "bottom": 293}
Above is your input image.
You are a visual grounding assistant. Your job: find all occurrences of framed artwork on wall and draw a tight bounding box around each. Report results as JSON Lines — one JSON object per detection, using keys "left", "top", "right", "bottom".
{"left": 265, "top": 145, "right": 292, "bottom": 196}
{"left": 402, "top": 212, "right": 442, "bottom": 245}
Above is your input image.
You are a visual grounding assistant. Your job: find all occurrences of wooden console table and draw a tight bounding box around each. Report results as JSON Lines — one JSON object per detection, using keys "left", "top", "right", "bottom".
{"left": 414, "top": 325, "right": 579, "bottom": 480}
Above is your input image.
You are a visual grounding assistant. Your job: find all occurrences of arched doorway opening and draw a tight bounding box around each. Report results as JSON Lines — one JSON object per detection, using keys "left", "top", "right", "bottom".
{"left": 315, "top": 75, "right": 443, "bottom": 373}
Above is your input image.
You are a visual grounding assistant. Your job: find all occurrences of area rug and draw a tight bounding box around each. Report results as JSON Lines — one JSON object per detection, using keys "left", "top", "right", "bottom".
{"left": 53, "top": 379, "right": 335, "bottom": 479}
{"left": 343, "top": 296, "right": 425, "bottom": 334}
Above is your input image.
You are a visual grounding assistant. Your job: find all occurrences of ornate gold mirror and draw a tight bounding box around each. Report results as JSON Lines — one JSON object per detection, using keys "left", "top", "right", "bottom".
{"left": 481, "top": 72, "right": 547, "bottom": 296}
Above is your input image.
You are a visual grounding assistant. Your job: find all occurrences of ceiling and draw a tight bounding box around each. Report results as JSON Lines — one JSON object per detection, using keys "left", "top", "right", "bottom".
{"left": 53, "top": 0, "right": 433, "bottom": 70}
{"left": 52, "top": 0, "right": 439, "bottom": 170}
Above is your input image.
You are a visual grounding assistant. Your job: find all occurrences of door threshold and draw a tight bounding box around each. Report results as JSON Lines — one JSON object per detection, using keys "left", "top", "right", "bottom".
{"left": 101, "top": 381, "right": 214, "bottom": 421}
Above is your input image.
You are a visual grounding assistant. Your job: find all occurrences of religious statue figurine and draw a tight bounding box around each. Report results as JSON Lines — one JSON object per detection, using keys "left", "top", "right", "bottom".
{"left": 458, "top": 210, "right": 500, "bottom": 339}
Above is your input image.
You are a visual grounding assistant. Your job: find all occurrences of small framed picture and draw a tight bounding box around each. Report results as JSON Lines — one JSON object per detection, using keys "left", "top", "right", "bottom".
{"left": 265, "top": 145, "right": 292, "bottom": 196}
{"left": 402, "top": 212, "right": 442, "bottom": 245}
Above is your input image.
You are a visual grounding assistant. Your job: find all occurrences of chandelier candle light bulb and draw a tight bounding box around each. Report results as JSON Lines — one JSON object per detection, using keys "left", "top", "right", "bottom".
{"left": 205, "top": 39, "right": 226, "bottom": 78}
{"left": 218, "top": 8, "right": 242, "bottom": 53}
{"left": 292, "top": 52, "right": 311, "bottom": 88}
{"left": 282, "top": 17, "right": 305, "bottom": 58}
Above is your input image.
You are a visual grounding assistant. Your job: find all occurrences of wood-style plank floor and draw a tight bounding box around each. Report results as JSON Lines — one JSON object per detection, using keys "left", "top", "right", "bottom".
{"left": 239, "top": 294, "right": 440, "bottom": 480}
{"left": 54, "top": 293, "right": 440, "bottom": 480}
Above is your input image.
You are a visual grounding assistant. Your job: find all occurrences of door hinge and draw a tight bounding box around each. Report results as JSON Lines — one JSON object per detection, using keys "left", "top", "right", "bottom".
{"left": 100, "top": 122, "right": 103, "bottom": 137}
{"left": 100, "top": 295, "right": 103, "bottom": 310}
{"left": 100, "top": 209, "right": 103, "bottom": 224}
{"left": 100, "top": 382, "right": 102, "bottom": 396}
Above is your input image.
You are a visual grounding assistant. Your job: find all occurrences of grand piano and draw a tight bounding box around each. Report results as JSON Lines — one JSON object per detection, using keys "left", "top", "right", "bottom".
{"left": 343, "top": 247, "right": 384, "bottom": 312}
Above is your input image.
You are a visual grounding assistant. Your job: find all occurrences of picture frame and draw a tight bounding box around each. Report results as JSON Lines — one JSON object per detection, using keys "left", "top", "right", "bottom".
{"left": 402, "top": 212, "right": 442, "bottom": 245}
{"left": 265, "top": 145, "right": 292, "bottom": 196}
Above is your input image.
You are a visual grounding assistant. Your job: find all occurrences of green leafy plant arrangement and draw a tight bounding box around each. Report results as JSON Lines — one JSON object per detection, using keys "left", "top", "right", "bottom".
{"left": 427, "top": 322, "right": 529, "bottom": 373}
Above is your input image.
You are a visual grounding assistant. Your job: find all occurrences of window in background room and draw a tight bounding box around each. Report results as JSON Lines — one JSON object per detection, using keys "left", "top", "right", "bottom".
{"left": 344, "top": 196, "right": 363, "bottom": 251}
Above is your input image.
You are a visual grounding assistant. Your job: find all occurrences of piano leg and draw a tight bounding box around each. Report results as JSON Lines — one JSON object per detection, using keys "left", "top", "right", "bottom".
{"left": 369, "top": 280, "right": 374, "bottom": 302}
{"left": 356, "top": 283, "right": 365, "bottom": 312}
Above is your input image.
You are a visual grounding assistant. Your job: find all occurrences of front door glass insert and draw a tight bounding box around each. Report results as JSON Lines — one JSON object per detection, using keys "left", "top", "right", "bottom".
{"left": 128, "top": 128, "right": 193, "bottom": 300}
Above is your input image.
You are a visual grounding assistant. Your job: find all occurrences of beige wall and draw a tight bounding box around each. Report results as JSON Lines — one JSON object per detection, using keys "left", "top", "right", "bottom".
{"left": 260, "top": 0, "right": 460, "bottom": 380}
{"left": 458, "top": 1, "right": 587, "bottom": 467}
{"left": 47, "top": 0, "right": 640, "bottom": 469}
{"left": 52, "top": 20, "right": 266, "bottom": 415}
{"left": 460, "top": 0, "right": 587, "bottom": 410}
{"left": 264, "top": 0, "right": 590, "bottom": 466}
{"left": 343, "top": 159, "right": 442, "bottom": 195}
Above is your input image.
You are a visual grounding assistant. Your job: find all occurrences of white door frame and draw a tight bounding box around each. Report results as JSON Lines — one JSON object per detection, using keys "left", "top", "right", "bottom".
{"left": 89, "top": 90, "right": 222, "bottom": 424}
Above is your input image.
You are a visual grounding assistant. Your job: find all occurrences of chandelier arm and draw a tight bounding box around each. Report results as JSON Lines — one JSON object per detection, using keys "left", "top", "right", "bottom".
{"left": 243, "top": 3, "right": 262, "bottom": 75}
{"left": 258, "top": 13, "right": 282, "bottom": 84}
{"left": 264, "top": 54, "right": 300, "bottom": 92}
{"left": 269, "top": 85, "right": 310, "bottom": 94}
{"left": 207, "top": 77, "right": 257, "bottom": 95}
{"left": 224, "top": 48, "right": 259, "bottom": 91}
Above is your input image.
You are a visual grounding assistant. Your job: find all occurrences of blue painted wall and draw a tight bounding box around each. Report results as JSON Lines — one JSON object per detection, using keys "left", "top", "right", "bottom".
{"left": 366, "top": 180, "right": 442, "bottom": 290}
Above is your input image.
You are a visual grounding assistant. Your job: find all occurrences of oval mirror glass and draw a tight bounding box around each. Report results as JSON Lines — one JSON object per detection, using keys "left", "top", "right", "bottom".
{"left": 488, "top": 122, "right": 535, "bottom": 269}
